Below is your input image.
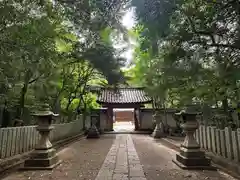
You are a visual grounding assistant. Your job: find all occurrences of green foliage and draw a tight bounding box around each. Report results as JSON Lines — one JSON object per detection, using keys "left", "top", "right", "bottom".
{"left": 130, "top": 0, "right": 240, "bottom": 111}
{"left": 0, "top": 0, "right": 128, "bottom": 126}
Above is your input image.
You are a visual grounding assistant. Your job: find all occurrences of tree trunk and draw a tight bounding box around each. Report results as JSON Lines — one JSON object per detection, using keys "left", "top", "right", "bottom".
{"left": 82, "top": 103, "right": 87, "bottom": 130}
{"left": 53, "top": 99, "right": 61, "bottom": 114}
{"left": 1, "top": 101, "right": 10, "bottom": 127}
{"left": 52, "top": 95, "right": 61, "bottom": 113}
{"left": 222, "top": 98, "right": 229, "bottom": 113}
{"left": 222, "top": 97, "right": 232, "bottom": 123}
{"left": 17, "top": 82, "right": 28, "bottom": 119}
{"left": 65, "top": 97, "right": 72, "bottom": 112}
{"left": 77, "top": 94, "right": 86, "bottom": 130}
{"left": 17, "top": 70, "right": 32, "bottom": 120}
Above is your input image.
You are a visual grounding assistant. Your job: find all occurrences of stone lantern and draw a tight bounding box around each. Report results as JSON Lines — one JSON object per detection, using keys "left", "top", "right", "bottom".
{"left": 87, "top": 113, "right": 100, "bottom": 138}
{"left": 23, "top": 104, "right": 61, "bottom": 170}
{"left": 152, "top": 111, "right": 165, "bottom": 138}
{"left": 172, "top": 105, "right": 215, "bottom": 170}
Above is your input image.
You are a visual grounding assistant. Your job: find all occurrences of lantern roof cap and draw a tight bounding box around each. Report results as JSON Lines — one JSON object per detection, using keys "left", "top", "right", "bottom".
{"left": 175, "top": 105, "right": 201, "bottom": 116}
{"left": 33, "top": 103, "right": 59, "bottom": 117}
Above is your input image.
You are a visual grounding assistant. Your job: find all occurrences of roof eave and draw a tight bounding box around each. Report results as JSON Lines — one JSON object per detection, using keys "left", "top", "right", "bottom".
{"left": 96, "top": 100, "right": 152, "bottom": 105}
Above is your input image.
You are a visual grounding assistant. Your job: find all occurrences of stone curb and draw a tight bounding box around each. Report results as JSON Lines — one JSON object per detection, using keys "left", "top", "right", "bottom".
{"left": 0, "top": 132, "right": 86, "bottom": 177}
{"left": 160, "top": 138, "right": 240, "bottom": 180}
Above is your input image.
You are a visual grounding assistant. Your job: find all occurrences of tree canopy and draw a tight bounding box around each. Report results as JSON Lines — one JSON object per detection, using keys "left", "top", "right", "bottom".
{"left": 2, "top": 0, "right": 240, "bottom": 127}
{"left": 0, "top": 0, "right": 129, "bottom": 127}
{"left": 129, "top": 0, "right": 240, "bottom": 113}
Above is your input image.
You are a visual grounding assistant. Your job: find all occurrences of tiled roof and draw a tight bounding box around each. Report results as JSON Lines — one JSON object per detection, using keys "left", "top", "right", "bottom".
{"left": 97, "top": 88, "right": 152, "bottom": 104}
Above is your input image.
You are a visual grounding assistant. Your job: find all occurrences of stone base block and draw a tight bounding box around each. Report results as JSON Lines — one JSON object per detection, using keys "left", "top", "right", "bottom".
{"left": 98, "top": 129, "right": 104, "bottom": 134}
{"left": 152, "top": 124, "right": 165, "bottom": 138}
{"left": 87, "top": 126, "right": 100, "bottom": 138}
{"left": 180, "top": 151, "right": 205, "bottom": 158}
{"left": 152, "top": 129, "right": 165, "bottom": 138}
{"left": 180, "top": 147, "right": 206, "bottom": 158}
{"left": 23, "top": 154, "right": 61, "bottom": 170}
{"left": 173, "top": 154, "right": 216, "bottom": 170}
{"left": 31, "top": 148, "right": 56, "bottom": 159}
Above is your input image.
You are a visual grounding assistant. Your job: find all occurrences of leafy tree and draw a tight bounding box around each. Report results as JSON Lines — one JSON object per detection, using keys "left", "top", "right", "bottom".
{"left": 0, "top": 0, "right": 128, "bottom": 127}
{"left": 130, "top": 0, "right": 240, "bottom": 119}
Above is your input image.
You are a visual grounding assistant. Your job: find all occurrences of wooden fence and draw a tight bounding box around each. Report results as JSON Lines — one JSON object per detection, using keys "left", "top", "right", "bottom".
{"left": 0, "top": 115, "right": 83, "bottom": 160}
{"left": 195, "top": 125, "right": 240, "bottom": 162}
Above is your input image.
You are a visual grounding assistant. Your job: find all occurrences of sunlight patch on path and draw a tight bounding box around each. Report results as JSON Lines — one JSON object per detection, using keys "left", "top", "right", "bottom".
{"left": 113, "top": 122, "right": 135, "bottom": 132}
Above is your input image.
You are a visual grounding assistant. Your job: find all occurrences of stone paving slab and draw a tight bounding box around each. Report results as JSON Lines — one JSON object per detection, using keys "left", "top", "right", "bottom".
{"left": 95, "top": 134, "right": 147, "bottom": 180}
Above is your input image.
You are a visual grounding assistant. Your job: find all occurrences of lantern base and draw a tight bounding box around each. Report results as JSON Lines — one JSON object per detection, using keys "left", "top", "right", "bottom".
{"left": 152, "top": 123, "right": 165, "bottom": 138}
{"left": 173, "top": 153, "right": 216, "bottom": 170}
{"left": 87, "top": 125, "right": 100, "bottom": 138}
{"left": 23, "top": 148, "right": 61, "bottom": 170}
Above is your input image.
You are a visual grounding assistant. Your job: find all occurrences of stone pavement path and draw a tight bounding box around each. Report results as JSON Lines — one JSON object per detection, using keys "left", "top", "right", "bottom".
{"left": 95, "top": 134, "right": 146, "bottom": 180}
{"left": 1, "top": 134, "right": 238, "bottom": 180}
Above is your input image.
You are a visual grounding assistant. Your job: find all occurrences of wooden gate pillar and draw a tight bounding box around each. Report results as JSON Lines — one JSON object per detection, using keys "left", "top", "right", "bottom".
{"left": 134, "top": 108, "right": 140, "bottom": 130}
{"left": 107, "top": 107, "right": 113, "bottom": 131}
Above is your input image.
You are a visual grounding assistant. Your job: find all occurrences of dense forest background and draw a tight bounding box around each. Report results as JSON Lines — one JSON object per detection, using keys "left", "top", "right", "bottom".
{"left": 126, "top": 0, "right": 240, "bottom": 112}
{"left": 1, "top": 0, "right": 240, "bottom": 127}
{"left": 0, "top": 0, "right": 129, "bottom": 127}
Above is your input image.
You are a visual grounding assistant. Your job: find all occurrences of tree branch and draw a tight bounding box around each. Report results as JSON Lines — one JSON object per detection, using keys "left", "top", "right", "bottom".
{"left": 28, "top": 74, "right": 44, "bottom": 84}
{"left": 190, "top": 40, "right": 240, "bottom": 50}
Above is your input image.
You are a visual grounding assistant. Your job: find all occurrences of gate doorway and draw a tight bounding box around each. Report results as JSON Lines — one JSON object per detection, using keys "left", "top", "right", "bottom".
{"left": 96, "top": 87, "right": 152, "bottom": 133}
{"left": 113, "top": 108, "right": 134, "bottom": 132}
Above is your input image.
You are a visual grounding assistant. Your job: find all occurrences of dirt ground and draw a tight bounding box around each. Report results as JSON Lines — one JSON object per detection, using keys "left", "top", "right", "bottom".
{"left": 1, "top": 134, "right": 238, "bottom": 180}
{"left": 132, "top": 134, "right": 237, "bottom": 180}
{"left": 2, "top": 135, "right": 116, "bottom": 180}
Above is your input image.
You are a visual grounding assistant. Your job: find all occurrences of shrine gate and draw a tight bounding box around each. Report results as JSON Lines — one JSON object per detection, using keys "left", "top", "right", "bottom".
{"left": 96, "top": 87, "right": 152, "bottom": 131}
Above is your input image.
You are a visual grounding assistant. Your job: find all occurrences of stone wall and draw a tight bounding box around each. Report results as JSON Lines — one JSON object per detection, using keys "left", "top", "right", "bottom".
{"left": 140, "top": 108, "right": 240, "bottom": 131}
{"left": 140, "top": 109, "right": 154, "bottom": 130}
{"left": 139, "top": 108, "right": 178, "bottom": 130}
{"left": 159, "top": 109, "right": 177, "bottom": 129}
{"left": 0, "top": 115, "right": 83, "bottom": 160}
{"left": 195, "top": 125, "right": 240, "bottom": 163}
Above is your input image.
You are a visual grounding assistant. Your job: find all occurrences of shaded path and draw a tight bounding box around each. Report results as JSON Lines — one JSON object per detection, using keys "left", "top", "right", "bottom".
{"left": 132, "top": 134, "right": 236, "bottom": 180}
{"left": 2, "top": 135, "right": 116, "bottom": 180}
{"left": 2, "top": 134, "right": 237, "bottom": 180}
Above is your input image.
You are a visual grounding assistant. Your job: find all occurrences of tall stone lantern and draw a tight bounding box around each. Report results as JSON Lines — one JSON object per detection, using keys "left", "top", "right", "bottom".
{"left": 23, "top": 104, "right": 61, "bottom": 170}
{"left": 152, "top": 111, "right": 165, "bottom": 138}
{"left": 172, "top": 105, "right": 215, "bottom": 170}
